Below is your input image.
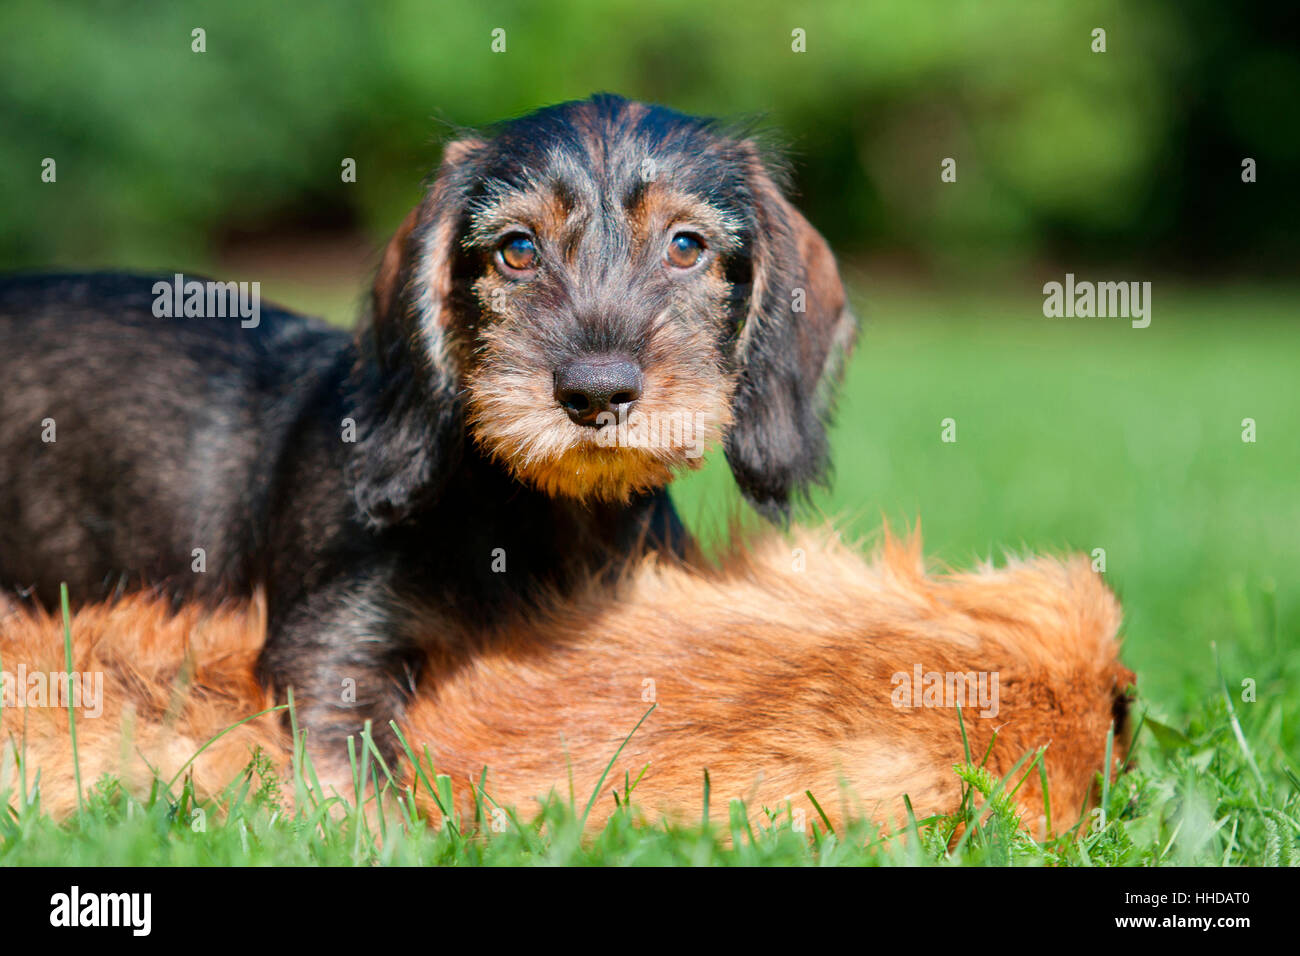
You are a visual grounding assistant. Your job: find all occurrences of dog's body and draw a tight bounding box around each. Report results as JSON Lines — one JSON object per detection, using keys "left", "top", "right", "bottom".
{"left": 0, "top": 95, "right": 856, "bottom": 766}
{"left": 0, "top": 272, "right": 683, "bottom": 765}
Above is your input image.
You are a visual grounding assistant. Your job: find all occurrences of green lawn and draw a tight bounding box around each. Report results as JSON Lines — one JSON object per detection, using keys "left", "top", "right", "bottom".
{"left": 2, "top": 283, "right": 1296, "bottom": 865}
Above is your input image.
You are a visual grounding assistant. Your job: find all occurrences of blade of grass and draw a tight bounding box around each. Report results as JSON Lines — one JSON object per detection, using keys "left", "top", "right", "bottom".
{"left": 1098, "top": 722, "right": 1115, "bottom": 831}
{"left": 1037, "top": 748, "right": 1053, "bottom": 838}
{"left": 287, "top": 687, "right": 306, "bottom": 812}
{"left": 805, "top": 789, "right": 835, "bottom": 837}
{"left": 902, "top": 793, "right": 923, "bottom": 860}
{"left": 59, "top": 583, "right": 83, "bottom": 816}
{"left": 1118, "top": 708, "right": 1147, "bottom": 775}
{"left": 165, "top": 703, "right": 288, "bottom": 790}
{"left": 386, "top": 720, "right": 453, "bottom": 823}
{"left": 702, "top": 768, "right": 710, "bottom": 826}
{"left": 579, "top": 703, "right": 656, "bottom": 830}
{"left": 370, "top": 764, "right": 387, "bottom": 843}
{"left": 1212, "top": 641, "right": 1264, "bottom": 789}
{"left": 955, "top": 704, "right": 977, "bottom": 823}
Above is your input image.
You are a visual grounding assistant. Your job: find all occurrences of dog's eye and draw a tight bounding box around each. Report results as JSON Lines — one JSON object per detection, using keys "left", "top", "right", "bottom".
{"left": 497, "top": 235, "right": 538, "bottom": 274}
{"left": 665, "top": 232, "right": 705, "bottom": 269}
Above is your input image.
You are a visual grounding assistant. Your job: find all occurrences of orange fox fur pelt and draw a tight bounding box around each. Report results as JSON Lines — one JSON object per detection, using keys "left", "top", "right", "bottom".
{"left": 0, "top": 528, "right": 1134, "bottom": 833}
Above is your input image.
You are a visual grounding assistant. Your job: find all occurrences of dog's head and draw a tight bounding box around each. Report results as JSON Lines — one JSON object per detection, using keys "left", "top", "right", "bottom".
{"left": 351, "top": 94, "right": 856, "bottom": 527}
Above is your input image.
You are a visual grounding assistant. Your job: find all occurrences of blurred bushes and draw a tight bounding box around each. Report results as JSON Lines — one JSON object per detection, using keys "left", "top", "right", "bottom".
{"left": 0, "top": 0, "right": 1294, "bottom": 273}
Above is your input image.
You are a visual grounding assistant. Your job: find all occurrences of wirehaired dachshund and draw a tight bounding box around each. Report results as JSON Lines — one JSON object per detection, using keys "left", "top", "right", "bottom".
{"left": 0, "top": 94, "right": 857, "bottom": 769}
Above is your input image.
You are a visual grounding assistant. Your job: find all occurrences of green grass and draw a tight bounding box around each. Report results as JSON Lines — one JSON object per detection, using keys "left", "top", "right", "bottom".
{"left": 2, "top": 283, "right": 1297, "bottom": 865}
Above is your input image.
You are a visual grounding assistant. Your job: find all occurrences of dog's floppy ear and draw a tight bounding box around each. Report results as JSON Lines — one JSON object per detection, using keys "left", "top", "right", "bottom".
{"left": 723, "top": 148, "right": 858, "bottom": 522}
{"left": 346, "top": 137, "right": 486, "bottom": 528}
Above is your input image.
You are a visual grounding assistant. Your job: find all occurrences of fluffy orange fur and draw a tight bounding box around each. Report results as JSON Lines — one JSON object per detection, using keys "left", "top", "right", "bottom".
{"left": 0, "top": 596, "right": 283, "bottom": 817}
{"left": 0, "top": 529, "right": 1133, "bottom": 834}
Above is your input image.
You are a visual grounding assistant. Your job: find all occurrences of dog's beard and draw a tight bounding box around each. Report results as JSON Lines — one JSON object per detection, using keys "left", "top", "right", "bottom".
{"left": 465, "top": 364, "right": 733, "bottom": 502}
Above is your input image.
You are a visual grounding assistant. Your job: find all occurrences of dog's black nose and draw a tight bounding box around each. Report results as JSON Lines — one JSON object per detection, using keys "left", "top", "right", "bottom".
{"left": 554, "top": 356, "right": 643, "bottom": 427}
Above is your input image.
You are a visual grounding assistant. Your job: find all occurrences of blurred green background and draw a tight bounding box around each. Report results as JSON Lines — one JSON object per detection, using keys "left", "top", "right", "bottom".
{"left": 3, "top": 0, "right": 1297, "bottom": 275}
{"left": 1, "top": 1, "right": 1296, "bottom": 733}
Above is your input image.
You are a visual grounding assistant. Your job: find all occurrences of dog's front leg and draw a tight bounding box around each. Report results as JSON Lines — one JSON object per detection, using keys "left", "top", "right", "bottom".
{"left": 258, "top": 582, "right": 421, "bottom": 786}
